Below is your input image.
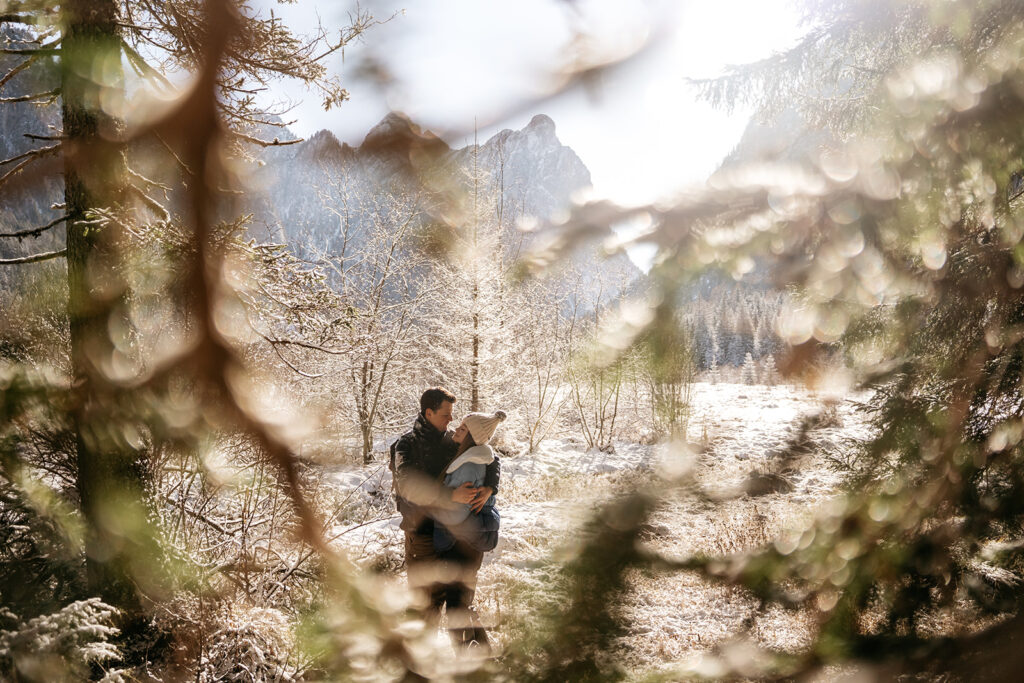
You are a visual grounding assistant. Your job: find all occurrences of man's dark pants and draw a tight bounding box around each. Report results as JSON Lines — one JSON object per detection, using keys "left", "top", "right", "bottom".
{"left": 405, "top": 523, "right": 486, "bottom": 644}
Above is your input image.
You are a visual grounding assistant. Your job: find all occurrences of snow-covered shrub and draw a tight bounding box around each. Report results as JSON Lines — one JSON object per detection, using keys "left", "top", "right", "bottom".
{"left": 153, "top": 596, "right": 302, "bottom": 682}
{"left": 0, "top": 598, "right": 125, "bottom": 682}
{"left": 201, "top": 605, "right": 299, "bottom": 682}
{"left": 817, "top": 400, "right": 843, "bottom": 429}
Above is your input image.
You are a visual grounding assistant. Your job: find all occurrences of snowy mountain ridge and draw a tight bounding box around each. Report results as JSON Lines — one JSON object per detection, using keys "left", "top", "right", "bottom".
{"left": 246, "top": 111, "right": 596, "bottom": 250}
{"left": 242, "top": 110, "right": 638, "bottom": 307}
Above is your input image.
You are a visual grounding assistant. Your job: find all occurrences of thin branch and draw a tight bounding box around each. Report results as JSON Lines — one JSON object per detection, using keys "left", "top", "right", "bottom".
{"left": 309, "top": 10, "right": 397, "bottom": 63}
{"left": 221, "top": 82, "right": 267, "bottom": 96}
{"left": 268, "top": 339, "right": 324, "bottom": 379}
{"left": 162, "top": 494, "right": 231, "bottom": 535}
{"left": 248, "top": 322, "right": 339, "bottom": 376}
{"left": 0, "top": 213, "right": 69, "bottom": 239}
{"left": 115, "top": 21, "right": 156, "bottom": 32}
{"left": 0, "top": 35, "right": 60, "bottom": 92}
{"left": 127, "top": 183, "right": 171, "bottom": 222}
{"left": 233, "top": 130, "right": 303, "bottom": 147}
{"left": 0, "top": 248, "right": 66, "bottom": 265}
{"left": 262, "top": 333, "right": 347, "bottom": 355}
{"left": 0, "top": 47, "right": 58, "bottom": 56}
{"left": 121, "top": 39, "right": 174, "bottom": 90}
{"left": 24, "top": 133, "right": 64, "bottom": 141}
{"left": 155, "top": 133, "right": 192, "bottom": 175}
{"left": 126, "top": 165, "right": 171, "bottom": 192}
{"left": 0, "top": 54, "right": 35, "bottom": 91}
{"left": 0, "top": 145, "right": 61, "bottom": 190}
{"left": 0, "top": 87, "right": 60, "bottom": 103}
{"left": 0, "top": 142, "right": 60, "bottom": 168}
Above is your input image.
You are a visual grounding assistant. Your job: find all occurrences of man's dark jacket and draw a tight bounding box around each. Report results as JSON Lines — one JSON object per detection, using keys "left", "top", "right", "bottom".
{"left": 394, "top": 413, "right": 500, "bottom": 533}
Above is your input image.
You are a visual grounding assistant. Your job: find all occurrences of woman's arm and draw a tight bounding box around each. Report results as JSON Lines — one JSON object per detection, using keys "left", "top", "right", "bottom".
{"left": 469, "top": 455, "right": 500, "bottom": 513}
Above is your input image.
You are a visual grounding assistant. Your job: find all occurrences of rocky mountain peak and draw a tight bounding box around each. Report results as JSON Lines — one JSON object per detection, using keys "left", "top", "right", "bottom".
{"left": 525, "top": 113, "right": 556, "bottom": 137}
{"left": 361, "top": 111, "right": 411, "bottom": 146}
{"left": 486, "top": 113, "right": 559, "bottom": 151}
{"left": 300, "top": 129, "right": 349, "bottom": 163}
{"left": 361, "top": 111, "right": 444, "bottom": 151}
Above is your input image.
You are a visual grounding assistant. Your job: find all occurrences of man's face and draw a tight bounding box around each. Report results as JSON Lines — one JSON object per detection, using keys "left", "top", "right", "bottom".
{"left": 425, "top": 400, "right": 454, "bottom": 433}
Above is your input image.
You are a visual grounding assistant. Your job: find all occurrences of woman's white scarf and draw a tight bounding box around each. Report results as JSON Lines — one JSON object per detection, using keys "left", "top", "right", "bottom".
{"left": 445, "top": 444, "right": 495, "bottom": 473}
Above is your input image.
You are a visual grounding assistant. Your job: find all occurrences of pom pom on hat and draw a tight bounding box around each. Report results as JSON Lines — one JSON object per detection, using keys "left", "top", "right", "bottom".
{"left": 463, "top": 409, "right": 508, "bottom": 445}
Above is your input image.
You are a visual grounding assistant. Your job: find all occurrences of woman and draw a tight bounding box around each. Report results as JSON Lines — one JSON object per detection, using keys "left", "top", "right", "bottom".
{"left": 436, "top": 409, "right": 506, "bottom": 649}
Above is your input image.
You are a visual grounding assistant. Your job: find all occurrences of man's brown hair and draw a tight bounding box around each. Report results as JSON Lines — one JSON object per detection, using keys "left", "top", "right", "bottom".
{"left": 420, "top": 387, "right": 456, "bottom": 414}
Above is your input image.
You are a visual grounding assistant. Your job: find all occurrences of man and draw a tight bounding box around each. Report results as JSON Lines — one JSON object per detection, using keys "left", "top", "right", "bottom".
{"left": 393, "top": 387, "right": 499, "bottom": 629}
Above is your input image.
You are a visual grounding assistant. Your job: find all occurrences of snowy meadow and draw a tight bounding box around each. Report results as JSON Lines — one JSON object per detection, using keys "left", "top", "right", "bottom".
{"left": 321, "top": 382, "right": 869, "bottom": 676}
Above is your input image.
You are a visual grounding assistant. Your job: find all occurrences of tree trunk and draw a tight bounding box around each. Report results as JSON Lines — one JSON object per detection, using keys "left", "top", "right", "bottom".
{"left": 471, "top": 308, "right": 480, "bottom": 411}
{"left": 62, "top": 0, "right": 144, "bottom": 614}
{"left": 359, "top": 360, "right": 374, "bottom": 463}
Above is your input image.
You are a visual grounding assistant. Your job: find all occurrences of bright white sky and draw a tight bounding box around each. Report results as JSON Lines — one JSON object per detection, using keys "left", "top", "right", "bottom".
{"left": 252, "top": 0, "right": 806, "bottom": 207}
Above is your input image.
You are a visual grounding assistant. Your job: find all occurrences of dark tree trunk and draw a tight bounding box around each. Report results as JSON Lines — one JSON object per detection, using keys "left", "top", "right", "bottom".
{"left": 61, "top": 0, "right": 144, "bottom": 614}
{"left": 360, "top": 360, "right": 374, "bottom": 463}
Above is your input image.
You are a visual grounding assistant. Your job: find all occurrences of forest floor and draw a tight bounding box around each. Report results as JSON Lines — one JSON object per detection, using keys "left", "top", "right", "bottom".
{"left": 322, "top": 382, "right": 872, "bottom": 678}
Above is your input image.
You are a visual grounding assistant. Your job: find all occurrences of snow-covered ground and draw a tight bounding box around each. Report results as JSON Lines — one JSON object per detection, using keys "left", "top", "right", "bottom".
{"left": 320, "top": 382, "right": 872, "bottom": 674}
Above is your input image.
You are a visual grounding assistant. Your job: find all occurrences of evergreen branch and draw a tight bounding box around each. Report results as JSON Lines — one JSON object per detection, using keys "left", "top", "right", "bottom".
{"left": 0, "top": 248, "right": 66, "bottom": 265}
{"left": 155, "top": 0, "right": 343, "bottom": 592}
{"left": 0, "top": 87, "right": 59, "bottom": 103}
{"left": 0, "top": 213, "right": 69, "bottom": 239}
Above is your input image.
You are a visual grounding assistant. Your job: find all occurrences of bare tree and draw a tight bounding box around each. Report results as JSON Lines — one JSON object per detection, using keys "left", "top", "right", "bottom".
{"left": 642, "top": 312, "right": 697, "bottom": 440}
{"left": 563, "top": 265, "right": 634, "bottom": 452}
{"left": 511, "top": 274, "right": 572, "bottom": 452}
{"left": 320, "top": 181, "right": 434, "bottom": 463}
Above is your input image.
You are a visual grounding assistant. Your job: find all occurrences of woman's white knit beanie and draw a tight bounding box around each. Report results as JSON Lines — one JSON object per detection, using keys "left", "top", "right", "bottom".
{"left": 462, "top": 410, "right": 507, "bottom": 445}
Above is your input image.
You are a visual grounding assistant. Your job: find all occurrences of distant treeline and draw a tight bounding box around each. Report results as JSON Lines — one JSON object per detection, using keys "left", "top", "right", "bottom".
{"left": 686, "top": 284, "right": 785, "bottom": 369}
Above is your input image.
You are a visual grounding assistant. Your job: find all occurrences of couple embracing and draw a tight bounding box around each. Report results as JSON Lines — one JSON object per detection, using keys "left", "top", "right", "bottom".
{"left": 391, "top": 387, "right": 506, "bottom": 649}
